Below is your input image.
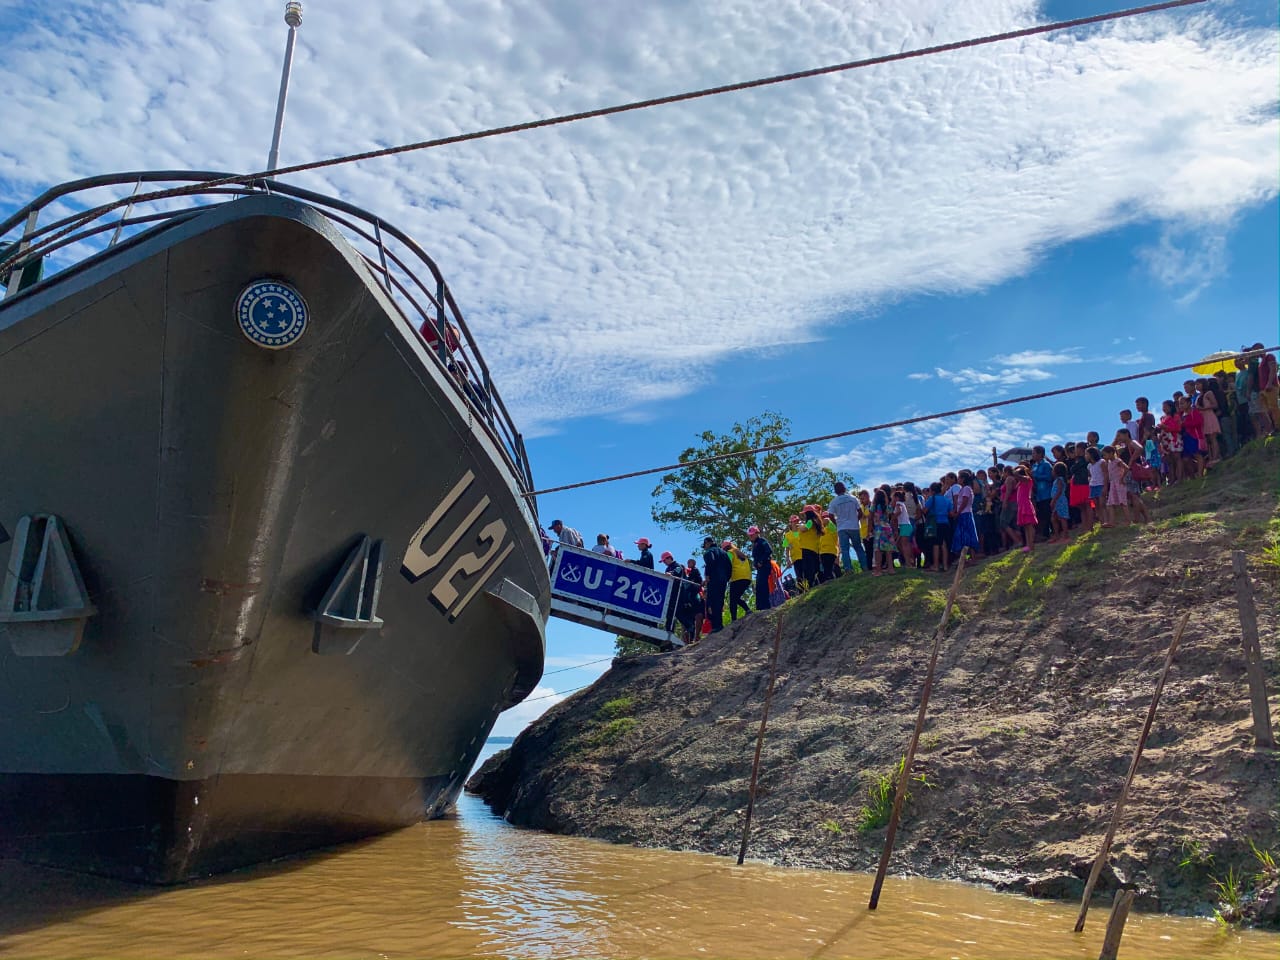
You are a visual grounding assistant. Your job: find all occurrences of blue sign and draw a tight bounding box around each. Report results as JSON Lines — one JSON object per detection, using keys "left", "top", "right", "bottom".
{"left": 550, "top": 546, "right": 674, "bottom": 625}
{"left": 237, "top": 280, "right": 308, "bottom": 350}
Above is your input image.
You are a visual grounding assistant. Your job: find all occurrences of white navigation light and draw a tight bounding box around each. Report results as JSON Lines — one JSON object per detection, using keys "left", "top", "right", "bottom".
{"left": 284, "top": 2, "right": 303, "bottom": 27}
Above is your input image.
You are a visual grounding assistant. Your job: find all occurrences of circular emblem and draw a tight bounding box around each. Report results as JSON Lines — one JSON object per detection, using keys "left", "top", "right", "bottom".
{"left": 236, "top": 280, "right": 308, "bottom": 350}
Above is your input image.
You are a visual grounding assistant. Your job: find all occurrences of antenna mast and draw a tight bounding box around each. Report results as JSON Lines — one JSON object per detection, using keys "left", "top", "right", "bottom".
{"left": 266, "top": 2, "right": 303, "bottom": 174}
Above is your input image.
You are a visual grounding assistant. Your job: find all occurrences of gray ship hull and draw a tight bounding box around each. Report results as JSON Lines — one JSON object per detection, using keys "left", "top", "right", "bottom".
{"left": 0, "top": 195, "right": 548, "bottom": 882}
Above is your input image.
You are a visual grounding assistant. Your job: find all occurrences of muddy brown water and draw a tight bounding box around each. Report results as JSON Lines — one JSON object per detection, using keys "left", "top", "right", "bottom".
{"left": 1, "top": 748, "right": 1275, "bottom": 959}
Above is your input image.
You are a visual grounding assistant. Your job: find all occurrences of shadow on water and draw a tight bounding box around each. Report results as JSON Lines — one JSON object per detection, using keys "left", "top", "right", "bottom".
{"left": 0, "top": 832, "right": 391, "bottom": 939}
{"left": 0, "top": 751, "right": 1275, "bottom": 959}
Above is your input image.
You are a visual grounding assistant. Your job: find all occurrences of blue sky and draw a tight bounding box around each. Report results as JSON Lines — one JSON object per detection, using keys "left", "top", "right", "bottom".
{"left": 1, "top": 1, "right": 1276, "bottom": 734}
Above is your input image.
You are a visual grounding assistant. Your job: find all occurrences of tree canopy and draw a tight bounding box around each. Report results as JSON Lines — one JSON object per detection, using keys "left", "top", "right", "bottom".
{"left": 650, "top": 411, "right": 855, "bottom": 551}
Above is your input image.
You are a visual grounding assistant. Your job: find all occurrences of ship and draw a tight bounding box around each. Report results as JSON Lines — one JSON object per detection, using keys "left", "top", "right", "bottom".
{"left": 0, "top": 171, "right": 549, "bottom": 882}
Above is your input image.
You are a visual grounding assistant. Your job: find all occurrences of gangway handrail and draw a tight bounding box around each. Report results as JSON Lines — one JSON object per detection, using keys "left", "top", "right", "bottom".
{"left": 0, "top": 171, "right": 536, "bottom": 504}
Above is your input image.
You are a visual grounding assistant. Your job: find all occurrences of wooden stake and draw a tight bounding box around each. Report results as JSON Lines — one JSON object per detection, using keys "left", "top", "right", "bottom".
{"left": 1073, "top": 610, "right": 1189, "bottom": 933}
{"left": 1098, "top": 889, "right": 1135, "bottom": 960}
{"left": 737, "top": 613, "right": 784, "bottom": 865}
{"left": 867, "top": 552, "right": 967, "bottom": 910}
{"left": 1231, "top": 550, "right": 1275, "bottom": 749}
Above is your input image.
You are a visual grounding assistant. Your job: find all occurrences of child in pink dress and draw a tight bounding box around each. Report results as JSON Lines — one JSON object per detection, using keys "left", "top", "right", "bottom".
{"left": 1102, "top": 445, "right": 1131, "bottom": 526}
{"left": 1015, "top": 466, "right": 1037, "bottom": 553}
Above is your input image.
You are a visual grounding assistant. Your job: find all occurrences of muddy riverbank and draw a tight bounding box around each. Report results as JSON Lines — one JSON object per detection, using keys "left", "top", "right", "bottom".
{"left": 470, "top": 440, "right": 1280, "bottom": 926}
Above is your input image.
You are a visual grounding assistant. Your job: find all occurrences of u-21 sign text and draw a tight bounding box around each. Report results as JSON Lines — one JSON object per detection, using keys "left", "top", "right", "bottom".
{"left": 550, "top": 546, "right": 674, "bottom": 626}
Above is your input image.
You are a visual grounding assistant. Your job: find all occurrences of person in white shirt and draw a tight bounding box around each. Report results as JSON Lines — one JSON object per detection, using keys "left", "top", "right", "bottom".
{"left": 591, "top": 534, "right": 613, "bottom": 555}
{"left": 1119, "top": 409, "right": 1141, "bottom": 442}
{"left": 827, "top": 482, "right": 868, "bottom": 572}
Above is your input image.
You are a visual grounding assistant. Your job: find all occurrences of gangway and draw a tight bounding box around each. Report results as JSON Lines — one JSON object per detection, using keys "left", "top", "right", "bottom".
{"left": 548, "top": 545, "right": 683, "bottom": 649}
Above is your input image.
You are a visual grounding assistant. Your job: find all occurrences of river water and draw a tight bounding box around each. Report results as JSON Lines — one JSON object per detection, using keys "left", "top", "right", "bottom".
{"left": 1, "top": 744, "right": 1274, "bottom": 960}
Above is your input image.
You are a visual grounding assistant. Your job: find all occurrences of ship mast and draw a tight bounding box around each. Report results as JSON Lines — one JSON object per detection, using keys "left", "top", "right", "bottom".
{"left": 266, "top": 2, "right": 304, "bottom": 174}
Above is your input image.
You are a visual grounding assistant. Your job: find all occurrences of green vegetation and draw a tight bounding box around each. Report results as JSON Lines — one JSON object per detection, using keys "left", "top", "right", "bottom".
{"left": 857, "top": 757, "right": 933, "bottom": 832}
{"left": 1157, "top": 511, "right": 1217, "bottom": 530}
{"left": 614, "top": 634, "right": 656, "bottom": 658}
{"left": 596, "top": 695, "right": 636, "bottom": 721}
{"left": 588, "top": 717, "right": 638, "bottom": 747}
{"left": 1178, "top": 839, "right": 1215, "bottom": 873}
{"left": 1250, "top": 839, "right": 1278, "bottom": 886}
{"left": 820, "top": 819, "right": 843, "bottom": 835}
{"left": 649, "top": 411, "right": 854, "bottom": 548}
{"left": 1210, "top": 866, "right": 1244, "bottom": 925}
{"left": 578, "top": 695, "right": 641, "bottom": 748}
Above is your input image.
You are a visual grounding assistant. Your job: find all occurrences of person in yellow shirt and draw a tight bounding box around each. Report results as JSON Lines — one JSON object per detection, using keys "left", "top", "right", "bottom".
{"left": 818, "top": 512, "right": 839, "bottom": 582}
{"left": 858, "top": 490, "right": 873, "bottom": 570}
{"left": 782, "top": 515, "right": 804, "bottom": 586}
{"left": 797, "top": 506, "right": 823, "bottom": 589}
{"left": 724, "top": 540, "right": 754, "bottom": 621}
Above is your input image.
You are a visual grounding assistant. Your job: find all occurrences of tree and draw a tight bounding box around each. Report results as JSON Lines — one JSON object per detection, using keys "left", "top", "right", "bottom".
{"left": 650, "top": 411, "right": 855, "bottom": 551}
{"left": 614, "top": 634, "right": 656, "bottom": 657}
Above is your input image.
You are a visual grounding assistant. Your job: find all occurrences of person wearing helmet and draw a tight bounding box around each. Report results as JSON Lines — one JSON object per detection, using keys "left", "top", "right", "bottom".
{"left": 747, "top": 526, "right": 773, "bottom": 610}
{"left": 632, "top": 537, "right": 654, "bottom": 569}
{"left": 725, "top": 540, "right": 753, "bottom": 621}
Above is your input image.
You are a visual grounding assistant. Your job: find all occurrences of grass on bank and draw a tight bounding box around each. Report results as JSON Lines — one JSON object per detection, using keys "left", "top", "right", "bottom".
{"left": 813, "top": 437, "right": 1280, "bottom": 621}
{"left": 581, "top": 695, "right": 640, "bottom": 749}
{"left": 856, "top": 757, "right": 934, "bottom": 832}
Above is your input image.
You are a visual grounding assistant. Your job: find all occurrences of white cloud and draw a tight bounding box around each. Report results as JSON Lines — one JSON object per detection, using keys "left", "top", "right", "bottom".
{"left": 992, "top": 349, "right": 1082, "bottom": 366}
{"left": 934, "top": 365, "right": 1055, "bottom": 392}
{"left": 1, "top": 2, "right": 1276, "bottom": 431}
{"left": 493, "top": 684, "right": 565, "bottom": 738}
{"left": 1136, "top": 226, "right": 1230, "bottom": 304}
{"left": 818, "top": 409, "right": 1056, "bottom": 488}
{"left": 1096, "top": 351, "right": 1153, "bottom": 366}
{"left": 906, "top": 371, "right": 934, "bottom": 381}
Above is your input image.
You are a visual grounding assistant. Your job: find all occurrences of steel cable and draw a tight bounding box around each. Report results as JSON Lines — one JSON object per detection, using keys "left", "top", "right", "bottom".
{"left": 523, "top": 347, "right": 1280, "bottom": 498}
{"left": 0, "top": 0, "right": 1205, "bottom": 278}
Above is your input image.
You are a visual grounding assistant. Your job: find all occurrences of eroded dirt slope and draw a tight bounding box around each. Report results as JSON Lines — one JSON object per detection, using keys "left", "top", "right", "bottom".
{"left": 470, "top": 440, "right": 1280, "bottom": 921}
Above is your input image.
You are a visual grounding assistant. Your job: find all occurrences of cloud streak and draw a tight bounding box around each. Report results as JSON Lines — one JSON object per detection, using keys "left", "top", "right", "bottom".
{"left": 1, "top": 1, "right": 1275, "bottom": 432}
{"left": 818, "top": 409, "right": 1058, "bottom": 488}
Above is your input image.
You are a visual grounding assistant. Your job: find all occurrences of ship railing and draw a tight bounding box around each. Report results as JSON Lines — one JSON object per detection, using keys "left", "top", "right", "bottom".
{"left": 0, "top": 171, "right": 537, "bottom": 507}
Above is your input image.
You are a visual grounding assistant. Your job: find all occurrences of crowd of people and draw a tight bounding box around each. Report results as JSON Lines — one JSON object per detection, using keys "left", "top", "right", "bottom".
{"left": 542, "top": 345, "right": 1279, "bottom": 645}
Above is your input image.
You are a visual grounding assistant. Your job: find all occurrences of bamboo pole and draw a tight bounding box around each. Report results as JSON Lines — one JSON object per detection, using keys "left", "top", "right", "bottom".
{"left": 1231, "top": 551, "right": 1275, "bottom": 749}
{"left": 867, "top": 552, "right": 967, "bottom": 910}
{"left": 1073, "top": 610, "right": 1189, "bottom": 932}
{"left": 737, "top": 613, "right": 785, "bottom": 865}
{"left": 1098, "top": 889, "right": 1136, "bottom": 960}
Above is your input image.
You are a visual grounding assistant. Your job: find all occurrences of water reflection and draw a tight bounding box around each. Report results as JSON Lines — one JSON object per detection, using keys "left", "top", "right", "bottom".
{"left": 0, "top": 753, "right": 1274, "bottom": 959}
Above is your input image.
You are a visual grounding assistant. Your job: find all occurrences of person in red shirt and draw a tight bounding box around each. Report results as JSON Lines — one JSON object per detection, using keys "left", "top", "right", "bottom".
{"left": 1252, "top": 343, "right": 1279, "bottom": 436}
{"left": 1177, "top": 395, "right": 1206, "bottom": 479}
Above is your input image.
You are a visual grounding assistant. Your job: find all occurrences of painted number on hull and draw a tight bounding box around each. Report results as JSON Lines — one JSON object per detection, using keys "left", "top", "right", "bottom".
{"left": 401, "top": 471, "right": 513, "bottom": 621}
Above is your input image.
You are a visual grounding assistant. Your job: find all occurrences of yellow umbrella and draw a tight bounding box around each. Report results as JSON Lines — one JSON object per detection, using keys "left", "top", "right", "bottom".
{"left": 1192, "top": 351, "right": 1240, "bottom": 376}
